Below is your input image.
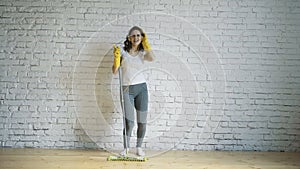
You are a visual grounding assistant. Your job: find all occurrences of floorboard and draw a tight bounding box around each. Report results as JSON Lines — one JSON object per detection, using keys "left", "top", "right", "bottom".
{"left": 0, "top": 148, "right": 299, "bottom": 169}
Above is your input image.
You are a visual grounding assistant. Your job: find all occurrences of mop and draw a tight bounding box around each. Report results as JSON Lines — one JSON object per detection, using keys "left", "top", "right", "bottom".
{"left": 107, "top": 65, "right": 148, "bottom": 162}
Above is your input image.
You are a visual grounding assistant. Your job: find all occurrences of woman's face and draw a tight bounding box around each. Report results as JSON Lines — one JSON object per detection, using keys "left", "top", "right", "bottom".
{"left": 128, "top": 29, "right": 142, "bottom": 47}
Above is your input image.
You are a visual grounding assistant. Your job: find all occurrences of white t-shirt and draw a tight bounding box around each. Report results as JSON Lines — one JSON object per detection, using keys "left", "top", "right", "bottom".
{"left": 120, "top": 47, "right": 146, "bottom": 86}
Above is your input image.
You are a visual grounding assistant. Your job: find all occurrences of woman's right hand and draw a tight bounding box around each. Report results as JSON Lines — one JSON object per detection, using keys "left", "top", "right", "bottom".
{"left": 112, "top": 45, "right": 121, "bottom": 74}
{"left": 113, "top": 45, "right": 121, "bottom": 68}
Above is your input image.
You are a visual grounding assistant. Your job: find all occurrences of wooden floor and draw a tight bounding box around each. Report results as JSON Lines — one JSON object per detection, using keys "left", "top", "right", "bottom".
{"left": 0, "top": 148, "right": 299, "bottom": 169}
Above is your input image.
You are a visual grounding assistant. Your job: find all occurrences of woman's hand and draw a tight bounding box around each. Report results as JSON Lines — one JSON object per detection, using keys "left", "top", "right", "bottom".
{"left": 142, "top": 32, "right": 155, "bottom": 61}
{"left": 142, "top": 32, "right": 151, "bottom": 51}
{"left": 112, "top": 45, "right": 121, "bottom": 74}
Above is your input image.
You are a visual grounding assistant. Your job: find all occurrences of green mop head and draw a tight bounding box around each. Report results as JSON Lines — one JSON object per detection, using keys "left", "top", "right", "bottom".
{"left": 107, "top": 155, "right": 148, "bottom": 162}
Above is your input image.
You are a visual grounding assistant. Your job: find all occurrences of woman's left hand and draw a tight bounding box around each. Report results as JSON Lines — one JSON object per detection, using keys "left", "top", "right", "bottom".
{"left": 142, "top": 32, "right": 152, "bottom": 51}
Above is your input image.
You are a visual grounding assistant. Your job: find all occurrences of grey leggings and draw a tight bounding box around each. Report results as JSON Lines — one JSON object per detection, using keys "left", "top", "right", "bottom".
{"left": 122, "top": 83, "right": 148, "bottom": 148}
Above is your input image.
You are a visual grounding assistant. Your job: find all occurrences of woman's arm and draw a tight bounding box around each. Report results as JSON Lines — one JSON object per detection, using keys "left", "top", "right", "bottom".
{"left": 144, "top": 50, "right": 155, "bottom": 62}
{"left": 112, "top": 65, "right": 118, "bottom": 74}
{"left": 142, "top": 32, "right": 155, "bottom": 62}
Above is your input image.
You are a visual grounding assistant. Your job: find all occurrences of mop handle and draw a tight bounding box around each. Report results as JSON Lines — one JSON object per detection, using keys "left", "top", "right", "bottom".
{"left": 118, "top": 66, "right": 127, "bottom": 150}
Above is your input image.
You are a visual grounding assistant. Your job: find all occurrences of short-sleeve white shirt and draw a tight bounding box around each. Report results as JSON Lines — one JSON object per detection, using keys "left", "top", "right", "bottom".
{"left": 120, "top": 47, "right": 146, "bottom": 86}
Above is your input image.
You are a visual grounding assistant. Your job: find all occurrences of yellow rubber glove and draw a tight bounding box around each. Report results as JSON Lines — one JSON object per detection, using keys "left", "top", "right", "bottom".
{"left": 113, "top": 45, "right": 121, "bottom": 69}
{"left": 142, "top": 32, "right": 151, "bottom": 51}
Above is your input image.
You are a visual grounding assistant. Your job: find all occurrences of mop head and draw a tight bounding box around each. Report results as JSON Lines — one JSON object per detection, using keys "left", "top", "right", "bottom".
{"left": 107, "top": 155, "right": 148, "bottom": 162}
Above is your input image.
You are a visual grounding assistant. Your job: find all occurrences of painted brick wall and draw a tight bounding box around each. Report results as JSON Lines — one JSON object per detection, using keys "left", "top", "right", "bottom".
{"left": 0, "top": 0, "right": 299, "bottom": 152}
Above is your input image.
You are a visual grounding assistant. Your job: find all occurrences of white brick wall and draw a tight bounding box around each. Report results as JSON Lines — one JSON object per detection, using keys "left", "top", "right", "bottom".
{"left": 1, "top": 0, "right": 300, "bottom": 152}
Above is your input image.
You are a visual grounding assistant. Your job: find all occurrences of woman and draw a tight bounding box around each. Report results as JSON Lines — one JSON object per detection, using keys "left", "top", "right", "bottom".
{"left": 112, "top": 26, "right": 155, "bottom": 156}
